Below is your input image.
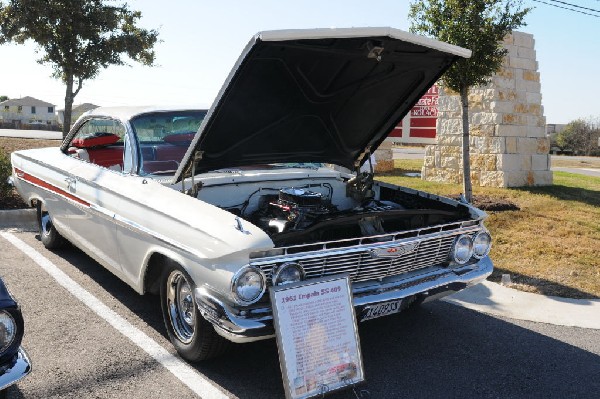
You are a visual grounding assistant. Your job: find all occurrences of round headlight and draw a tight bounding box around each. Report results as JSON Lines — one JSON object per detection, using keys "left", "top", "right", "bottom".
{"left": 0, "top": 311, "right": 17, "bottom": 353}
{"left": 473, "top": 231, "right": 492, "bottom": 259}
{"left": 451, "top": 234, "right": 474, "bottom": 264}
{"left": 232, "top": 267, "right": 266, "bottom": 304}
{"left": 273, "top": 262, "right": 305, "bottom": 286}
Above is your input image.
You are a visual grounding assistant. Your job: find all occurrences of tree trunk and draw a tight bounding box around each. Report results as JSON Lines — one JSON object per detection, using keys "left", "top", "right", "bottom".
{"left": 460, "top": 86, "right": 473, "bottom": 203}
{"left": 62, "top": 73, "right": 74, "bottom": 139}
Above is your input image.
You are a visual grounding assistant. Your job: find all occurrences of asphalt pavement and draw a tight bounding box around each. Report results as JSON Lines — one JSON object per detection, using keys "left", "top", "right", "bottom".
{"left": 1, "top": 229, "right": 599, "bottom": 398}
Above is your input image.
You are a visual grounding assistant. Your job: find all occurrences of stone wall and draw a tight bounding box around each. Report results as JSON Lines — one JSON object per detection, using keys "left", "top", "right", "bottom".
{"left": 422, "top": 32, "right": 552, "bottom": 187}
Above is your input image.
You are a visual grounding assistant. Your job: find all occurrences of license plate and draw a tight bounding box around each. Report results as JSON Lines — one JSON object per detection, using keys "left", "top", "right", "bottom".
{"left": 361, "top": 299, "right": 402, "bottom": 321}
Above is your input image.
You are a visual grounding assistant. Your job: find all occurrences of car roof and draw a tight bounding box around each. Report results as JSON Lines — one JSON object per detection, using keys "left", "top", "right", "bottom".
{"left": 83, "top": 106, "right": 207, "bottom": 122}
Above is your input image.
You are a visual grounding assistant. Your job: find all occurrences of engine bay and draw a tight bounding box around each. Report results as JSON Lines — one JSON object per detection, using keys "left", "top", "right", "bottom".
{"left": 204, "top": 174, "right": 473, "bottom": 247}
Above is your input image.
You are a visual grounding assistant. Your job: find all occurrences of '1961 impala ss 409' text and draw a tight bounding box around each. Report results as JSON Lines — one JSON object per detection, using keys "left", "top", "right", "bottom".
{"left": 11, "top": 27, "right": 493, "bottom": 361}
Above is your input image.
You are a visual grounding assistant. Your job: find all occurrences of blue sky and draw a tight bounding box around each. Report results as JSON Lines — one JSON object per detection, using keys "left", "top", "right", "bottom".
{"left": 0, "top": 0, "right": 598, "bottom": 124}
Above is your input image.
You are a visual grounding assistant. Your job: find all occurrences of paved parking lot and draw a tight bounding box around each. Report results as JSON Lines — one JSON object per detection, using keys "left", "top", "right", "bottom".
{"left": 1, "top": 230, "right": 599, "bottom": 398}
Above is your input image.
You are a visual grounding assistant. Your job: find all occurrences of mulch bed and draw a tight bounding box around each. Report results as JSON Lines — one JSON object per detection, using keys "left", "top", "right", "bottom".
{"left": 0, "top": 189, "right": 29, "bottom": 210}
{"left": 469, "top": 195, "right": 520, "bottom": 212}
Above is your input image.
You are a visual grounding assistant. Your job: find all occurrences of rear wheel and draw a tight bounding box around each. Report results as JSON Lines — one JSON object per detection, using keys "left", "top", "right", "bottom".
{"left": 160, "top": 262, "right": 230, "bottom": 361}
{"left": 37, "top": 202, "right": 65, "bottom": 249}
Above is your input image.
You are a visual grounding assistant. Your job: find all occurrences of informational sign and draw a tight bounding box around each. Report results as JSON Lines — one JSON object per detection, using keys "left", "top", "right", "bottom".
{"left": 389, "top": 84, "right": 439, "bottom": 141}
{"left": 270, "top": 275, "right": 364, "bottom": 399}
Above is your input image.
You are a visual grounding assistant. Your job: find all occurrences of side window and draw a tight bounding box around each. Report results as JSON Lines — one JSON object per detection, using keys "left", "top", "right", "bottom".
{"left": 131, "top": 111, "right": 205, "bottom": 176}
{"left": 67, "top": 118, "right": 128, "bottom": 172}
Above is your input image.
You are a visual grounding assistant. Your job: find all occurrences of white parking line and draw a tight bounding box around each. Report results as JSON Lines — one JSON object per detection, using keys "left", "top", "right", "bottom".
{"left": 1, "top": 232, "right": 229, "bottom": 399}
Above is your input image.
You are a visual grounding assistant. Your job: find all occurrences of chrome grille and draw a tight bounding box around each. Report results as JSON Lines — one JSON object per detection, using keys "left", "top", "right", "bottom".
{"left": 252, "top": 224, "right": 478, "bottom": 285}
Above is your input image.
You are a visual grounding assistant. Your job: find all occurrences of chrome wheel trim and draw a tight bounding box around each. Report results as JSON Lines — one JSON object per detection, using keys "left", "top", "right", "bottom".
{"left": 40, "top": 207, "right": 52, "bottom": 237}
{"left": 166, "top": 270, "right": 195, "bottom": 344}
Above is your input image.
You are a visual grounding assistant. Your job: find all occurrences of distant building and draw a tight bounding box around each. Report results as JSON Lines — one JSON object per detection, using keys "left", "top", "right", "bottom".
{"left": 0, "top": 96, "right": 57, "bottom": 128}
{"left": 57, "top": 103, "right": 100, "bottom": 127}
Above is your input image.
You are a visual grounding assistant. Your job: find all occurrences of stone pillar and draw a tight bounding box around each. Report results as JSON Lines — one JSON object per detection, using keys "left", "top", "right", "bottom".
{"left": 422, "top": 32, "right": 552, "bottom": 187}
{"left": 374, "top": 141, "right": 394, "bottom": 172}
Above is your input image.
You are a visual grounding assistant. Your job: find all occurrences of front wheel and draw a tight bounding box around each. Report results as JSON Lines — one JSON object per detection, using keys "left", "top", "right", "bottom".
{"left": 37, "top": 202, "right": 65, "bottom": 249}
{"left": 160, "top": 263, "right": 230, "bottom": 361}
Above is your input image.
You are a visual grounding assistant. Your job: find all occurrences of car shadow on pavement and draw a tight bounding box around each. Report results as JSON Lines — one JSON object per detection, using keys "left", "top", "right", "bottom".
{"left": 42, "top": 243, "right": 600, "bottom": 399}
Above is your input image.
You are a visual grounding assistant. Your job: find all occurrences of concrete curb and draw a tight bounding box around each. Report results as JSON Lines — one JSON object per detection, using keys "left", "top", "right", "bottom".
{"left": 0, "top": 208, "right": 37, "bottom": 231}
{"left": 443, "top": 280, "right": 600, "bottom": 329}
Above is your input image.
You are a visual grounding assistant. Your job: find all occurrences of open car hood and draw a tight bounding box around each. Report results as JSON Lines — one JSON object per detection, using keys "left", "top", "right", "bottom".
{"left": 173, "top": 27, "right": 470, "bottom": 183}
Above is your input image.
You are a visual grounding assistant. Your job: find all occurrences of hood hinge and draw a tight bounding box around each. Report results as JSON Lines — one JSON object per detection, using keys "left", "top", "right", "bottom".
{"left": 184, "top": 151, "right": 204, "bottom": 197}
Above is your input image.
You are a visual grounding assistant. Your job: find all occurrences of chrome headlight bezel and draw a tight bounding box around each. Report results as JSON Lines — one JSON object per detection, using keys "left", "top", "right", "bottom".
{"left": 0, "top": 310, "right": 17, "bottom": 355}
{"left": 472, "top": 231, "right": 492, "bottom": 259}
{"left": 231, "top": 266, "right": 266, "bottom": 305}
{"left": 450, "top": 234, "right": 474, "bottom": 265}
{"left": 272, "top": 262, "right": 305, "bottom": 286}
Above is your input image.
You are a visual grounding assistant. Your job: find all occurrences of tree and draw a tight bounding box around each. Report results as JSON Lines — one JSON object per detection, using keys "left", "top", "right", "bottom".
{"left": 556, "top": 117, "right": 600, "bottom": 156}
{"left": 409, "top": 0, "right": 529, "bottom": 202}
{"left": 0, "top": 0, "right": 158, "bottom": 137}
{"left": 0, "top": 95, "right": 8, "bottom": 102}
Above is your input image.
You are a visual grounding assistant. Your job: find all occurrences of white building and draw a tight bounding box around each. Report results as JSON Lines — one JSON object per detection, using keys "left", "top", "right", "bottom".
{"left": 57, "top": 103, "right": 100, "bottom": 127}
{"left": 0, "top": 96, "right": 57, "bottom": 128}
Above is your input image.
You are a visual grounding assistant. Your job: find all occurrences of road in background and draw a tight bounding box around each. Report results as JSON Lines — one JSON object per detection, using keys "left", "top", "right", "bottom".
{"left": 392, "top": 146, "right": 600, "bottom": 177}
{"left": 552, "top": 167, "right": 600, "bottom": 178}
{"left": 1, "top": 230, "right": 599, "bottom": 398}
{"left": 392, "top": 146, "right": 425, "bottom": 160}
{"left": 0, "top": 129, "right": 62, "bottom": 140}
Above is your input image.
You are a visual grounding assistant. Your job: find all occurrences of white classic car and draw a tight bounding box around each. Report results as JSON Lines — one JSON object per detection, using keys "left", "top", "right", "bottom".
{"left": 11, "top": 27, "right": 493, "bottom": 361}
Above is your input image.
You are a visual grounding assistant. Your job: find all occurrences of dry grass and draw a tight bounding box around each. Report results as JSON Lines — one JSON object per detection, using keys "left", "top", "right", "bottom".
{"left": 0, "top": 137, "right": 61, "bottom": 154}
{"left": 379, "top": 159, "right": 600, "bottom": 299}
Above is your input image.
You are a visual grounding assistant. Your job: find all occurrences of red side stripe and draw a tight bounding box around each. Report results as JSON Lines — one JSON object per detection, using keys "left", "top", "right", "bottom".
{"left": 14, "top": 168, "right": 90, "bottom": 207}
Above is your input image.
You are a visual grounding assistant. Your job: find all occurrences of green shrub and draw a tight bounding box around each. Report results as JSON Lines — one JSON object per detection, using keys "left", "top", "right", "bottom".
{"left": 0, "top": 149, "right": 12, "bottom": 198}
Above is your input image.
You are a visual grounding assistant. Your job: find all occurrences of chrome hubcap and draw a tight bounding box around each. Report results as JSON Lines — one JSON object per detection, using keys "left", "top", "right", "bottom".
{"left": 40, "top": 209, "right": 52, "bottom": 237}
{"left": 167, "top": 270, "right": 195, "bottom": 344}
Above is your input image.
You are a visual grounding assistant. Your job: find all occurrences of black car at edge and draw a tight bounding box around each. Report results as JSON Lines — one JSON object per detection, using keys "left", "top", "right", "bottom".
{"left": 0, "top": 277, "right": 31, "bottom": 397}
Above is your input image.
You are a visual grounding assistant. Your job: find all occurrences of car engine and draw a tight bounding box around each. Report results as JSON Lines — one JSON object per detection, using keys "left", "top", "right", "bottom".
{"left": 251, "top": 187, "right": 337, "bottom": 234}
{"left": 249, "top": 186, "right": 405, "bottom": 238}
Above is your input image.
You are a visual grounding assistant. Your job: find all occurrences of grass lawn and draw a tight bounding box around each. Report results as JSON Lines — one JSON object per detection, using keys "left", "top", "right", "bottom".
{"left": 380, "top": 159, "right": 600, "bottom": 299}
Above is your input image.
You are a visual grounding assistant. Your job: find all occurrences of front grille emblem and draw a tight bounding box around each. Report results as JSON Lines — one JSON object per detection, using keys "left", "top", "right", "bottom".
{"left": 370, "top": 242, "right": 419, "bottom": 258}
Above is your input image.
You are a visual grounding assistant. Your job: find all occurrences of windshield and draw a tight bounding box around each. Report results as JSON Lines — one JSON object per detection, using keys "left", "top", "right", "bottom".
{"left": 131, "top": 110, "right": 207, "bottom": 175}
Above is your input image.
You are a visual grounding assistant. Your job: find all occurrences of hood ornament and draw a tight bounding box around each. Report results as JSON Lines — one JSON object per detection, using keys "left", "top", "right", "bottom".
{"left": 235, "top": 217, "right": 251, "bottom": 235}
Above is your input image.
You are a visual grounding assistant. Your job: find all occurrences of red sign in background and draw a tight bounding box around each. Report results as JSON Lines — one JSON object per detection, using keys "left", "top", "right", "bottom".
{"left": 389, "top": 85, "right": 438, "bottom": 139}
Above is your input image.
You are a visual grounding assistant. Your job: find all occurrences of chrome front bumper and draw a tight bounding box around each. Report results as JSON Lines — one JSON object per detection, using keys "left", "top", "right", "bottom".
{"left": 0, "top": 347, "right": 32, "bottom": 391}
{"left": 195, "top": 256, "right": 493, "bottom": 343}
